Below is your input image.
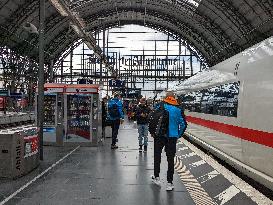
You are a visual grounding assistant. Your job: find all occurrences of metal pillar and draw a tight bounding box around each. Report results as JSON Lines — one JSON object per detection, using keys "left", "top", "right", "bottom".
{"left": 114, "top": 52, "right": 117, "bottom": 76}
{"left": 142, "top": 48, "right": 145, "bottom": 88}
{"left": 70, "top": 46, "right": 73, "bottom": 83}
{"left": 49, "top": 59, "right": 54, "bottom": 83}
{"left": 183, "top": 58, "right": 186, "bottom": 81}
{"left": 166, "top": 35, "right": 170, "bottom": 89}
{"left": 61, "top": 61, "right": 64, "bottom": 83}
{"left": 154, "top": 40, "right": 157, "bottom": 91}
{"left": 190, "top": 53, "right": 193, "bottom": 76}
{"left": 82, "top": 43, "right": 85, "bottom": 75}
{"left": 106, "top": 28, "right": 109, "bottom": 57}
{"left": 179, "top": 38, "right": 181, "bottom": 82}
{"left": 130, "top": 55, "right": 132, "bottom": 89}
{"left": 38, "top": 0, "right": 45, "bottom": 160}
{"left": 102, "top": 22, "right": 106, "bottom": 85}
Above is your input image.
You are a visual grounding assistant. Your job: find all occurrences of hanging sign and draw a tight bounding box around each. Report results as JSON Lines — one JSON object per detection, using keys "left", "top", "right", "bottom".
{"left": 109, "top": 79, "right": 125, "bottom": 87}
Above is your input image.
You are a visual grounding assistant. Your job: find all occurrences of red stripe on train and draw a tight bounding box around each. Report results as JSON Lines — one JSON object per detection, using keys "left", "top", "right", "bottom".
{"left": 186, "top": 116, "right": 273, "bottom": 148}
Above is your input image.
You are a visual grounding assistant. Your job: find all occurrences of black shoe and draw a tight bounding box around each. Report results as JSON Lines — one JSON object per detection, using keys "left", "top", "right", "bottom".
{"left": 111, "top": 145, "right": 118, "bottom": 149}
{"left": 139, "top": 145, "right": 142, "bottom": 152}
{"left": 144, "top": 145, "right": 147, "bottom": 152}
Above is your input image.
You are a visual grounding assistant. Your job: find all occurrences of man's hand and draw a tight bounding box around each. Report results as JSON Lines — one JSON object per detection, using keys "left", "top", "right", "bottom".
{"left": 120, "top": 119, "right": 124, "bottom": 124}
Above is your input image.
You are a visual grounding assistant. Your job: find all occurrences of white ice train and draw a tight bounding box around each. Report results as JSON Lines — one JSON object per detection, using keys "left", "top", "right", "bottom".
{"left": 172, "top": 36, "right": 273, "bottom": 191}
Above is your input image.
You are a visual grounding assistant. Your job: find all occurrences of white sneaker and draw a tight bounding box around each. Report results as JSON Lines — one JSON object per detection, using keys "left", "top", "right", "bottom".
{"left": 166, "top": 183, "right": 174, "bottom": 191}
{"left": 151, "top": 175, "right": 161, "bottom": 186}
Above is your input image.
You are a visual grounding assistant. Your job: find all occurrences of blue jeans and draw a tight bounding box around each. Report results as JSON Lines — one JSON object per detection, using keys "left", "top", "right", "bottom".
{"left": 137, "top": 124, "right": 148, "bottom": 146}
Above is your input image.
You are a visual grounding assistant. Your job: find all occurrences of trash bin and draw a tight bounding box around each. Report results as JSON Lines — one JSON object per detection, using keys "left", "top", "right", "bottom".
{"left": 0, "top": 125, "right": 39, "bottom": 178}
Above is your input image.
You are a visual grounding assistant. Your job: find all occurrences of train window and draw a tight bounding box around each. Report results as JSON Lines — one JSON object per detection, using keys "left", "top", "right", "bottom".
{"left": 179, "top": 82, "right": 240, "bottom": 117}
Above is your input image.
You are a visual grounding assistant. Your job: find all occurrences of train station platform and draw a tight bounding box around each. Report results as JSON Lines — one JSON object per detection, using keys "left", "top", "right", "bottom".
{"left": 0, "top": 122, "right": 272, "bottom": 205}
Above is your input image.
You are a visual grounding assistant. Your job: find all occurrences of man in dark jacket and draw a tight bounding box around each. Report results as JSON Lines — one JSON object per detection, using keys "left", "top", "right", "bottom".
{"left": 108, "top": 93, "right": 124, "bottom": 149}
{"left": 135, "top": 98, "right": 150, "bottom": 152}
{"left": 151, "top": 92, "right": 187, "bottom": 191}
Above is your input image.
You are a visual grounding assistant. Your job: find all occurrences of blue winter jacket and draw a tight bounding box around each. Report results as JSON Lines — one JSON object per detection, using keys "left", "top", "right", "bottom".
{"left": 156, "top": 102, "right": 187, "bottom": 138}
{"left": 163, "top": 103, "right": 187, "bottom": 138}
{"left": 107, "top": 98, "right": 124, "bottom": 120}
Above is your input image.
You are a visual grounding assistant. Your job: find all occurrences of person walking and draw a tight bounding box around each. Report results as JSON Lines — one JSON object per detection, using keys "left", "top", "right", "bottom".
{"left": 101, "top": 97, "right": 108, "bottom": 139}
{"left": 108, "top": 93, "right": 124, "bottom": 149}
{"left": 150, "top": 91, "right": 187, "bottom": 191}
{"left": 135, "top": 98, "right": 151, "bottom": 152}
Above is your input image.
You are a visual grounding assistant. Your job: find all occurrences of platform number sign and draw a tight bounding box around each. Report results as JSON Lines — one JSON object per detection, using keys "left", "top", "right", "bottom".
{"left": 109, "top": 79, "right": 125, "bottom": 87}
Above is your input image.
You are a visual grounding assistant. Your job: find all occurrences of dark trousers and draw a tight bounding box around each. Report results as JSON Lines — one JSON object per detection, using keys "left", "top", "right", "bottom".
{"left": 154, "top": 137, "right": 177, "bottom": 183}
{"left": 111, "top": 119, "right": 120, "bottom": 145}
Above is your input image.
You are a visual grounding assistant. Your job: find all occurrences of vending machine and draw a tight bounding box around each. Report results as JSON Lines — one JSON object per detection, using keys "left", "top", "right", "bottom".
{"left": 36, "top": 83, "right": 102, "bottom": 146}
{"left": 64, "top": 84, "right": 102, "bottom": 146}
{"left": 39, "top": 83, "right": 65, "bottom": 146}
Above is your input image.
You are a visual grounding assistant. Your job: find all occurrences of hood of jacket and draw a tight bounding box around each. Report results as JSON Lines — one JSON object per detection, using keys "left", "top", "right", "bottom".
{"left": 163, "top": 96, "right": 179, "bottom": 106}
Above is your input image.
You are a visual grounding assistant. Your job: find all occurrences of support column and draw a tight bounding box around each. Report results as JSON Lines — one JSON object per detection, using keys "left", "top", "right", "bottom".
{"left": 142, "top": 48, "right": 145, "bottom": 88}
{"left": 38, "top": 0, "right": 45, "bottom": 160}
{"left": 107, "top": 28, "right": 109, "bottom": 57}
{"left": 82, "top": 43, "right": 85, "bottom": 76}
{"left": 49, "top": 59, "right": 54, "bottom": 83}
{"left": 179, "top": 38, "right": 181, "bottom": 82}
{"left": 102, "top": 22, "right": 106, "bottom": 86}
{"left": 70, "top": 46, "right": 73, "bottom": 83}
{"left": 190, "top": 52, "right": 193, "bottom": 76}
{"left": 61, "top": 61, "right": 64, "bottom": 83}
{"left": 183, "top": 58, "right": 186, "bottom": 81}
{"left": 166, "top": 35, "right": 169, "bottom": 89}
{"left": 130, "top": 55, "right": 132, "bottom": 89}
{"left": 154, "top": 40, "right": 157, "bottom": 91}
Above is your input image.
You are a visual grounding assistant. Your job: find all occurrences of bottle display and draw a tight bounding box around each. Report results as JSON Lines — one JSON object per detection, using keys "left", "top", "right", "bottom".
{"left": 44, "top": 95, "right": 56, "bottom": 126}
{"left": 39, "top": 84, "right": 102, "bottom": 145}
{"left": 67, "top": 94, "right": 91, "bottom": 140}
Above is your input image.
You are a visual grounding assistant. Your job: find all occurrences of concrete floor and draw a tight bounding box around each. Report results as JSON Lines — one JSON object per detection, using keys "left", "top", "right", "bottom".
{"left": 1, "top": 121, "right": 268, "bottom": 205}
{"left": 0, "top": 123, "right": 195, "bottom": 205}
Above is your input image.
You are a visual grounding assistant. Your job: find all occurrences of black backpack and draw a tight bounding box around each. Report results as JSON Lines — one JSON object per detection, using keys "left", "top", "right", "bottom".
{"left": 148, "top": 103, "right": 169, "bottom": 137}
{"left": 109, "top": 103, "right": 120, "bottom": 118}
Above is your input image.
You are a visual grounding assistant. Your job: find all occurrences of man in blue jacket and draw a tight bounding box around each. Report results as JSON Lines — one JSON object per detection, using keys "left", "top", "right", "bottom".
{"left": 108, "top": 93, "right": 124, "bottom": 149}
{"left": 151, "top": 91, "right": 187, "bottom": 191}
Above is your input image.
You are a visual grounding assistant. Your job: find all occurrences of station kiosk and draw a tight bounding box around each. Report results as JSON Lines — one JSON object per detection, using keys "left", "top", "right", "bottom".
{"left": 38, "top": 83, "right": 102, "bottom": 146}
